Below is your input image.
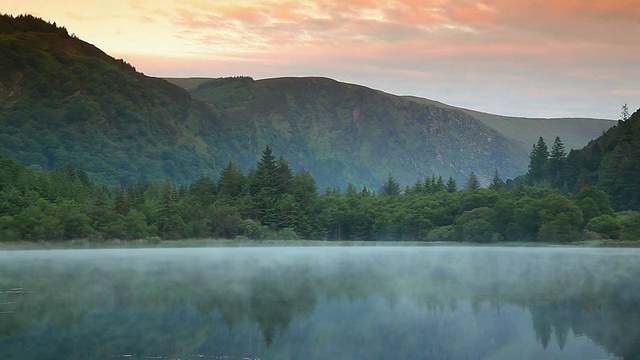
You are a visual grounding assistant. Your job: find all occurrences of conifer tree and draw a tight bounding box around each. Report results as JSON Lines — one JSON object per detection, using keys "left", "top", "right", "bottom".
{"left": 446, "top": 177, "right": 457, "bottom": 193}
{"left": 464, "top": 171, "right": 481, "bottom": 192}
{"left": 435, "top": 176, "right": 446, "bottom": 192}
{"left": 547, "top": 136, "right": 566, "bottom": 187}
{"left": 217, "top": 161, "right": 245, "bottom": 200}
{"left": 619, "top": 103, "right": 630, "bottom": 122}
{"left": 489, "top": 169, "right": 505, "bottom": 190}
{"left": 380, "top": 174, "right": 401, "bottom": 196}
{"left": 527, "top": 136, "right": 549, "bottom": 184}
{"left": 275, "top": 155, "right": 294, "bottom": 195}
{"left": 250, "top": 145, "right": 280, "bottom": 227}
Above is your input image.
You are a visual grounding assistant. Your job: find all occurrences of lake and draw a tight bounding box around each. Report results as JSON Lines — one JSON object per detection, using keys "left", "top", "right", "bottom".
{"left": 1, "top": 246, "right": 638, "bottom": 359}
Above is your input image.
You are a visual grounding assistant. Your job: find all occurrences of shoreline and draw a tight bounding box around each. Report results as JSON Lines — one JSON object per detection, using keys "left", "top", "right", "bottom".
{"left": 0, "top": 238, "right": 638, "bottom": 250}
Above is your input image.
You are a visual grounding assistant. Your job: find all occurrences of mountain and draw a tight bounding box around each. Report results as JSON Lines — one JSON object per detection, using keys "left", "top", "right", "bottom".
{"left": 403, "top": 96, "right": 614, "bottom": 154}
{"left": 0, "top": 14, "right": 220, "bottom": 184}
{"left": 178, "top": 76, "right": 527, "bottom": 188}
{"left": 166, "top": 78, "right": 614, "bottom": 156}
{"left": 0, "top": 14, "right": 615, "bottom": 190}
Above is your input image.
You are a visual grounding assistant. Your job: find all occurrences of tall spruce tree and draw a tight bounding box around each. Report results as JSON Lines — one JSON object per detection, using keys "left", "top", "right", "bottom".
{"left": 380, "top": 174, "right": 401, "bottom": 196}
{"left": 489, "top": 169, "right": 505, "bottom": 190}
{"left": 547, "top": 136, "right": 567, "bottom": 187}
{"left": 465, "top": 171, "right": 481, "bottom": 191}
{"left": 527, "top": 136, "right": 549, "bottom": 184}
{"left": 250, "top": 145, "right": 280, "bottom": 227}
{"left": 217, "top": 161, "right": 245, "bottom": 200}
{"left": 446, "top": 177, "right": 458, "bottom": 193}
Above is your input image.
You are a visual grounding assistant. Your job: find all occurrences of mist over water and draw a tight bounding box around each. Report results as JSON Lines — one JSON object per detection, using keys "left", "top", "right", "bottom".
{"left": 1, "top": 246, "right": 638, "bottom": 359}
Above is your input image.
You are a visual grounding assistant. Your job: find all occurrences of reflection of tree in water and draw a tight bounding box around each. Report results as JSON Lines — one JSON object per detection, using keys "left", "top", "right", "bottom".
{"left": 247, "top": 271, "right": 318, "bottom": 346}
{"left": 530, "top": 280, "right": 640, "bottom": 360}
{"left": 1, "top": 248, "right": 640, "bottom": 359}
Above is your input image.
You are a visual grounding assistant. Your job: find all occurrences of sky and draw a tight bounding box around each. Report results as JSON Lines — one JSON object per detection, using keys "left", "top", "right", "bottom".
{"left": 3, "top": 0, "right": 639, "bottom": 119}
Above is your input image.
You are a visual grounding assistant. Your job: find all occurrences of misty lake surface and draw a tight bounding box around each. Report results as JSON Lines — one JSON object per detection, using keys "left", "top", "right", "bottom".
{"left": 1, "top": 246, "right": 639, "bottom": 359}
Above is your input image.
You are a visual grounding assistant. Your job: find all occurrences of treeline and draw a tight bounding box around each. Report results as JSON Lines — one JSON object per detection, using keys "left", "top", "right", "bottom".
{"left": 1, "top": 146, "right": 639, "bottom": 243}
{"left": 524, "top": 106, "right": 640, "bottom": 210}
{"left": 0, "top": 14, "right": 70, "bottom": 37}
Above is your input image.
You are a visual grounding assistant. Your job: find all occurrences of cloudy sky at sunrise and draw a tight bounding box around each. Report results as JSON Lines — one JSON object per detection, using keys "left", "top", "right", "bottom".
{"left": 4, "top": 0, "right": 639, "bottom": 118}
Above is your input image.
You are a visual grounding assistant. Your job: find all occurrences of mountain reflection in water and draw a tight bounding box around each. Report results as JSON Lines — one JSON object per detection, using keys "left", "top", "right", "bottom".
{"left": 0, "top": 246, "right": 637, "bottom": 359}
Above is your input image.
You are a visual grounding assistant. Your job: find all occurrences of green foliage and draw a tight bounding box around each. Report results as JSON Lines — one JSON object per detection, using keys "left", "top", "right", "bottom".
{"left": 380, "top": 174, "right": 401, "bottom": 196}
{"left": 0, "top": 145, "right": 629, "bottom": 244}
{"left": 585, "top": 215, "right": 621, "bottom": 239}
{"left": 489, "top": 170, "right": 505, "bottom": 190}
{"left": 464, "top": 171, "right": 481, "bottom": 192}
{"left": 574, "top": 186, "right": 614, "bottom": 226}
{"left": 527, "top": 136, "right": 549, "bottom": 184}
{"left": 425, "top": 225, "right": 455, "bottom": 242}
{"left": 536, "top": 194, "right": 583, "bottom": 243}
{"left": 550, "top": 108, "right": 640, "bottom": 211}
{"left": 619, "top": 212, "right": 640, "bottom": 241}
{"left": 0, "top": 16, "right": 215, "bottom": 186}
{"left": 455, "top": 207, "right": 497, "bottom": 242}
{"left": 547, "top": 136, "right": 566, "bottom": 187}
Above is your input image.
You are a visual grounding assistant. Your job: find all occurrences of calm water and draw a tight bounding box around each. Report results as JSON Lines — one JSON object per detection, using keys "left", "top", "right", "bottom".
{"left": 1, "top": 246, "right": 639, "bottom": 359}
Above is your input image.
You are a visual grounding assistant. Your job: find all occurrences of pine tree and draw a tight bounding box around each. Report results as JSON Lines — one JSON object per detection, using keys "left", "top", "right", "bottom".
{"left": 547, "top": 136, "right": 566, "bottom": 187}
{"left": 251, "top": 145, "right": 279, "bottom": 195}
{"left": 446, "top": 177, "right": 457, "bottom": 193}
{"left": 380, "top": 174, "right": 401, "bottom": 196}
{"left": 250, "top": 145, "right": 280, "bottom": 227}
{"left": 435, "top": 176, "right": 446, "bottom": 192}
{"left": 465, "top": 171, "right": 481, "bottom": 191}
{"left": 489, "top": 169, "right": 505, "bottom": 190}
{"left": 527, "top": 136, "right": 549, "bottom": 184}
{"left": 619, "top": 103, "right": 630, "bottom": 122}
{"left": 275, "top": 155, "right": 294, "bottom": 196}
{"left": 217, "top": 161, "right": 245, "bottom": 200}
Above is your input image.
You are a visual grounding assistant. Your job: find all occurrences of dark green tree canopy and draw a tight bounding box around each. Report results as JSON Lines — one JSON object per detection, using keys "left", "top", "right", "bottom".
{"left": 465, "top": 171, "right": 481, "bottom": 192}
{"left": 380, "top": 174, "right": 401, "bottom": 196}
{"left": 528, "top": 136, "right": 549, "bottom": 184}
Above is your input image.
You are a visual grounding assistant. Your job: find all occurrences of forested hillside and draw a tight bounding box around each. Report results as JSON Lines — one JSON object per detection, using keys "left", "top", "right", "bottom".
{"left": 0, "top": 14, "right": 220, "bottom": 184}
{"left": 556, "top": 108, "right": 640, "bottom": 210}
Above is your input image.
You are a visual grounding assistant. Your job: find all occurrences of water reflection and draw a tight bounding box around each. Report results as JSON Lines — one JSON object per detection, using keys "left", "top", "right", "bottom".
{"left": 0, "top": 247, "right": 637, "bottom": 359}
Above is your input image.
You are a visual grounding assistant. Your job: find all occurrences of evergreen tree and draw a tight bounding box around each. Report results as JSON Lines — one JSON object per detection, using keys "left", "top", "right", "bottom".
{"left": 113, "top": 186, "right": 131, "bottom": 215}
{"left": 189, "top": 176, "right": 217, "bottom": 206}
{"left": 216, "top": 162, "right": 244, "bottom": 200}
{"left": 380, "top": 174, "right": 401, "bottom": 196}
{"left": 489, "top": 169, "right": 505, "bottom": 190}
{"left": 446, "top": 177, "right": 457, "bottom": 193}
{"left": 619, "top": 103, "right": 630, "bottom": 122}
{"left": 407, "top": 179, "right": 423, "bottom": 195}
{"left": 275, "top": 155, "right": 294, "bottom": 196}
{"left": 251, "top": 145, "right": 279, "bottom": 196}
{"left": 547, "top": 137, "right": 566, "bottom": 187}
{"left": 465, "top": 172, "right": 481, "bottom": 192}
{"left": 528, "top": 136, "right": 549, "bottom": 184}
{"left": 250, "top": 145, "right": 280, "bottom": 227}
{"left": 435, "top": 176, "right": 446, "bottom": 192}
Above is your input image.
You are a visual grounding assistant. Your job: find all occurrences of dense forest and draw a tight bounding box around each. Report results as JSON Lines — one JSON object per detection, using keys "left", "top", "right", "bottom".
{"left": 0, "top": 14, "right": 218, "bottom": 185}
{"left": 1, "top": 141, "right": 639, "bottom": 243}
